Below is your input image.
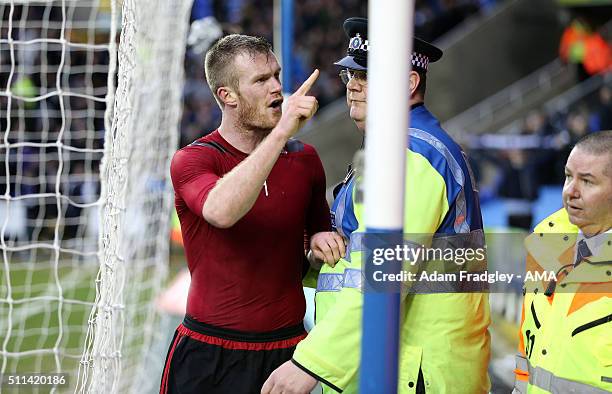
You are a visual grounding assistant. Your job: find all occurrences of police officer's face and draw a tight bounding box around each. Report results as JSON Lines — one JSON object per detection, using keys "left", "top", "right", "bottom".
{"left": 345, "top": 70, "right": 367, "bottom": 131}
{"left": 562, "top": 147, "right": 612, "bottom": 236}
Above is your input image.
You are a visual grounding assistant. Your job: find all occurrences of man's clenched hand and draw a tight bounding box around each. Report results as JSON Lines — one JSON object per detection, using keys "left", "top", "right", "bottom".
{"left": 310, "top": 231, "right": 346, "bottom": 268}
{"left": 261, "top": 360, "right": 317, "bottom": 394}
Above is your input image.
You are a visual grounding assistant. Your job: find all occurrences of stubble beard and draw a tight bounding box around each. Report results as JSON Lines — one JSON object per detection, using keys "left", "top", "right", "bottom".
{"left": 236, "top": 97, "right": 279, "bottom": 135}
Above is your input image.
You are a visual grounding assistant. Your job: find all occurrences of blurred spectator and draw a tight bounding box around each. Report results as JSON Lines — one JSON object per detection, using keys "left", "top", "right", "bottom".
{"left": 551, "top": 106, "right": 591, "bottom": 178}
{"left": 0, "top": 4, "right": 106, "bottom": 243}
{"left": 191, "top": 0, "right": 214, "bottom": 20}
{"left": 415, "top": 0, "right": 482, "bottom": 42}
{"left": 493, "top": 110, "right": 556, "bottom": 229}
{"left": 469, "top": 80, "right": 611, "bottom": 230}
{"left": 593, "top": 85, "right": 612, "bottom": 130}
{"left": 560, "top": 17, "right": 612, "bottom": 81}
{"left": 524, "top": 110, "right": 559, "bottom": 186}
{"left": 192, "top": 0, "right": 244, "bottom": 24}
{"left": 63, "top": 161, "right": 99, "bottom": 240}
{"left": 565, "top": 107, "right": 591, "bottom": 144}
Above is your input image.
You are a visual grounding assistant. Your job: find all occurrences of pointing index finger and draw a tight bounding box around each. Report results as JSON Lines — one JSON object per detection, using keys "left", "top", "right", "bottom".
{"left": 295, "top": 69, "right": 319, "bottom": 96}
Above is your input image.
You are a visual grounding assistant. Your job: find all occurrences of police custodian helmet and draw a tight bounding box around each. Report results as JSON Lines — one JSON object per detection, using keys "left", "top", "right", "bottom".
{"left": 334, "top": 17, "right": 443, "bottom": 72}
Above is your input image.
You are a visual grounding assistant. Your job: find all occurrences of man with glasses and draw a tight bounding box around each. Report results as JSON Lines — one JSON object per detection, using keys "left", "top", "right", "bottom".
{"left": 262, "top": 17, "right": 491, "bottom": 394}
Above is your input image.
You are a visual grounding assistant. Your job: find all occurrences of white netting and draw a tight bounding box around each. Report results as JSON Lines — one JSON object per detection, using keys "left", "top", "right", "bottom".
{"left": 0, "top": 0, "right": 192, "bottom": 392}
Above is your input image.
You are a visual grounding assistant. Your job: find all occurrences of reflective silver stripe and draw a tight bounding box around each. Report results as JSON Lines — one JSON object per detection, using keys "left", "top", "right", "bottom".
{"left": 454, "top": 188, "right": 470, "bottom": 233}
{"left": 316, "top": 273, "right": 344, "bottom": 292}
{"left": 344, "top": 232, "right": 366, "bottom": 262}
{"left": 513, "top": 355, "right": 528, "bottom": 394}
{"left": 315, "top": 270, "right": 363, "bottom": 292}
{"left": 409, "top": 128, "right": 464, "bottom": 185}
{"left": 343, "top": 268, "right": 363, "bottom": 289}
{"left": 515, "top": 354, "right": 528, "bottom": 372}
{"left": 409, "top": 128, "right": 470, "bottom": 233}
{"left": 528, "top": 363, "right": 610, "bottom": 394}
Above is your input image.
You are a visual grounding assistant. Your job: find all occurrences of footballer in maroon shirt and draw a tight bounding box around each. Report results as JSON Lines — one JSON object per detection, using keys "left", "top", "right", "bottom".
{"left": 160, "top": 35, "right": 344, "bottom": 394}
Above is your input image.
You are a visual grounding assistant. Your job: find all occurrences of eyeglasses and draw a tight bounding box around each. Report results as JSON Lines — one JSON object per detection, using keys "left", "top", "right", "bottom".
{"left": 339, "top": 69, "right": 367, "bottom": 85}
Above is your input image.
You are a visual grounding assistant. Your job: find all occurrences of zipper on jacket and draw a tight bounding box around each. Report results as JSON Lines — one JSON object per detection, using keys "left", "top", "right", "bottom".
{"left": 571, "top": 313, "right": 612, "bottom": 337}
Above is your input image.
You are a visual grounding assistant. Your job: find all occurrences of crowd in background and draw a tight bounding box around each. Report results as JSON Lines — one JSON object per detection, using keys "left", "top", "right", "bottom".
{"left": 470, "top": 83, "right": 612, "bottom": 229}
{"left": 0, "top": 5, "right": 106, "bottom": 243}
{"left": 464, "top": 10, "right": 612, "bottom": 230}
{"left": 3, "top": 0, "right": 610, "bottom": 240}
{"left": 180, "top": 0, "right": 495, "bottom": 147}
{"left": 182, "top": 1, "right": 610, "bottom": 231}
{"left": 1, "top": 1, "right": 497, "bottom": 241}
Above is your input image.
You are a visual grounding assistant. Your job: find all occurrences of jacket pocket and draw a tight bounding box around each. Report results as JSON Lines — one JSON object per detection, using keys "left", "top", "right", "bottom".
{"left": 571, "top": 313, "right": 612, "bottom": 337}
{"left": 573, "top": 313, "right": 612, "bottom": 384}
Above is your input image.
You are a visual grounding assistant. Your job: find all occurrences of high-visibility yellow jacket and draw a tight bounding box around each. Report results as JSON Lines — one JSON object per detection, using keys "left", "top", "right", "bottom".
{"left": 292, "top": 105, "right": 491, "bottom": 393}
{"left": 513, "top": 208, "right": 612, "bottom": 394}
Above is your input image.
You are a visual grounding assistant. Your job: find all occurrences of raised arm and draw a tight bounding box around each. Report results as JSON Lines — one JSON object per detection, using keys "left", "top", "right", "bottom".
{"left": 203, "top": 70, "right": 320, "bottom": 228}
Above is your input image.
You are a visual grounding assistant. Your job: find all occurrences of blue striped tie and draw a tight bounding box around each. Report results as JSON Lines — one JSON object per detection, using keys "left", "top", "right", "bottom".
{"left": 574, "top": 239, "right": 592, "bottom": 267}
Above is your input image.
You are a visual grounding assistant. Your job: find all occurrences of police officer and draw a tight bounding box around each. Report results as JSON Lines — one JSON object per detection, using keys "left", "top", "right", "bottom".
{"left": 514, "top": 130, "right": 612, "bottom": 393}
{"left": 263, "top": 17, "right": 491, "bottom": 394}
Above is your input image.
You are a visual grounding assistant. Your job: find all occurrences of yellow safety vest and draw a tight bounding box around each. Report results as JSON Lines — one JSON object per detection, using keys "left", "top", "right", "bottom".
{"left": 294, "top": 147, "right": 491, "bottom": 393}
{"left": 514, "top": 209, "right": 612, "bottom": 394}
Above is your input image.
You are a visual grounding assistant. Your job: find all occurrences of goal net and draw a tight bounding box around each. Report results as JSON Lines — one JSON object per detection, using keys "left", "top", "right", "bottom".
{"left": 0, "top": 0, "right": 192, "bottom": 392}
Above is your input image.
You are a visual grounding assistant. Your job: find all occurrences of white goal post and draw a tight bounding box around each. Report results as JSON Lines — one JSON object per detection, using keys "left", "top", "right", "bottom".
{"left": 0, "top": 1, "right": 192, "bottom": 392}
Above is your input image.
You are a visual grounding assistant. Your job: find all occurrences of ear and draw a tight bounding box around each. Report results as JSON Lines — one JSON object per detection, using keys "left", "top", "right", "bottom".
{"left": 409, "top": 71, "right": 420, "bottom": 97}
{"left": 217, "top": 86, "right": 238, "bottom": 107}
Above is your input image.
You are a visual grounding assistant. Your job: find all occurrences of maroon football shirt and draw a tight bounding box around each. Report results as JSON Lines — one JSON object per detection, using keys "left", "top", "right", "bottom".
{"left": 170, "top": 130, "right": 330, "bottom": 332}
